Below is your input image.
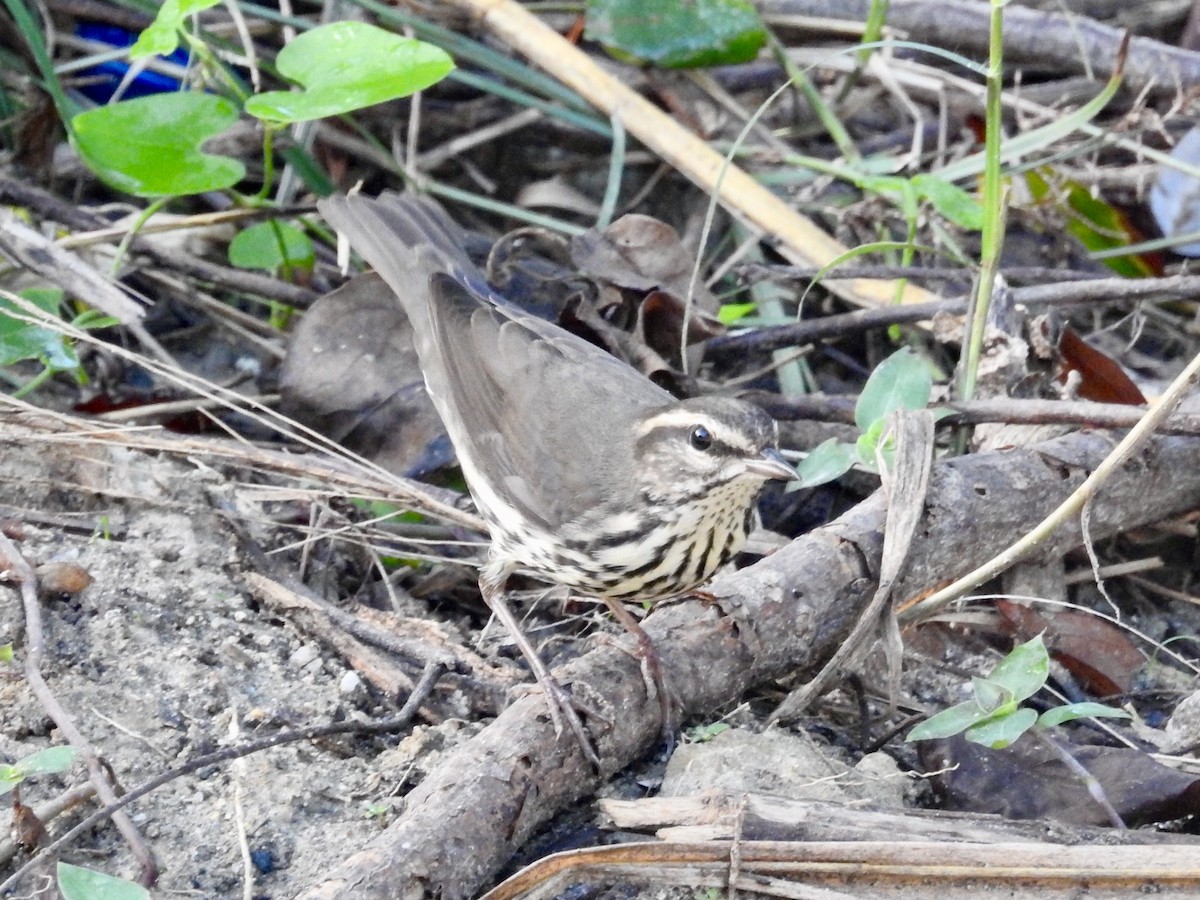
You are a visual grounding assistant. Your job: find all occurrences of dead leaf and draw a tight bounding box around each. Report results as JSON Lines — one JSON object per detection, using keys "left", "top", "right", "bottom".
{"left": 280, "top": 273, "right": 452, "bottom": 477}
{"left": 1058, "top": 327, "right": 1147, "bottom": 405}
{"left": 922, "top": 734, "right": 1200, "bottom": 827}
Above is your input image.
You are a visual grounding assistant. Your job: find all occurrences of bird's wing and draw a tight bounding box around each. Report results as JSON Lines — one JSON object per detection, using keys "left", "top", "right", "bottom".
{"left": 318, "top": 192, "right": 674, "bottom": 531}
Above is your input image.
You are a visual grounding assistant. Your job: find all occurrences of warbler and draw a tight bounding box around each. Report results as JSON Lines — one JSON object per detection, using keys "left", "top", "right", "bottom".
{"left": 319, "top": 192, "right": 794, "bottom": 764}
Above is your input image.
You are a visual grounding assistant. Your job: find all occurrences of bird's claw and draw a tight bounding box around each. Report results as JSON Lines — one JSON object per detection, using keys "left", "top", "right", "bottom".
{"left": 513, "top": 676, "right": 604, "bottom": 769}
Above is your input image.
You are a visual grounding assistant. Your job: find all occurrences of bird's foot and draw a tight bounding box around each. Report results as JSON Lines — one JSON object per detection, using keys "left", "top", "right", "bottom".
{"left": 514, "top": 673, "right": 605, "bottom": 769}
{"left": 598, "top": 600, "right": 679, "bottom": 746}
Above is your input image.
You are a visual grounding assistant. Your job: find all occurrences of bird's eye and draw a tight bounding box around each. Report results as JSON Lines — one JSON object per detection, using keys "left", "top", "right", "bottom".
{"left": 689, "top": 425, "right": 713, "bottom": 451}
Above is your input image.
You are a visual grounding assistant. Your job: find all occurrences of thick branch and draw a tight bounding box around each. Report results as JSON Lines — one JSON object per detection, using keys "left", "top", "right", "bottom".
{"left": 296, "top": 427, "right": 1200, "bottom": 899}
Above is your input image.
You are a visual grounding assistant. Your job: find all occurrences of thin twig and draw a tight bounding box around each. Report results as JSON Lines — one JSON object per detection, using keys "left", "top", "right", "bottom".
{"left": 755, "top": 393, "right": 1200, "bottom": 437}
{"left": 709, "top": 274, "right": 1200, "bottom": 356}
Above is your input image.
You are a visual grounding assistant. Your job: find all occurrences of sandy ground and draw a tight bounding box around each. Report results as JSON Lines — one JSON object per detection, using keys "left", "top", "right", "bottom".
{"left": 0, "top": 427, "right": 471, "bottom": 898}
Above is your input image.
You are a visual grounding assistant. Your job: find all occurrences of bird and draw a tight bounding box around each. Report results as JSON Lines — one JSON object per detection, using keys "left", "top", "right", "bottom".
{"left": 318, "top": 191, "right": 795, "bottom": 765}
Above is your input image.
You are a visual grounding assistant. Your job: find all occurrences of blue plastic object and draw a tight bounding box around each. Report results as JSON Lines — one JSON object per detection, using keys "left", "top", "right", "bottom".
{"left": 74, "top": 23, "right": 188, "bottom": 103}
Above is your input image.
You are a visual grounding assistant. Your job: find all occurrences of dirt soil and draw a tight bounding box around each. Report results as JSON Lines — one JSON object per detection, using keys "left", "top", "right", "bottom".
{"left": 0, "top": 427, "right": 482, "bottom": 897}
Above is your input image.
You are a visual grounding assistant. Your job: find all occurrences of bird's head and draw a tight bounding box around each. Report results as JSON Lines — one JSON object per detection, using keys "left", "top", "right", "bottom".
{"left": 632, "top": 396, "right": 793, "bottom": 503}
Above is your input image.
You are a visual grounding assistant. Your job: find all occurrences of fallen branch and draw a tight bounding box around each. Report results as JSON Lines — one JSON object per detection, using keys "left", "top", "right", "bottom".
{"left": 296, "top": 427, "right": 1200, "bottom": 899}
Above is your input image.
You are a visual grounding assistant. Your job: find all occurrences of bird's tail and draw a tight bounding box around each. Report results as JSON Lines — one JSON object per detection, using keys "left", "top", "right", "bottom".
{"left": 317, "top": 191, "right": 478, "bottom": 329}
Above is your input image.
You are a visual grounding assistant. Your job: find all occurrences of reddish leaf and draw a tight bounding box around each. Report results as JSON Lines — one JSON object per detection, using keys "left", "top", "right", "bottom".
{"left": 1058, "top": 327, "right": 1146, "bottom": 406}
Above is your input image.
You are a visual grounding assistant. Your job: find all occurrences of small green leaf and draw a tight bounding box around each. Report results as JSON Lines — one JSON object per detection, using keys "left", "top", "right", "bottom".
{"left": 686, "top": 722, "right": 731, "bottom": 742}
{"left": 585, "top": 0, "right": 766, "bottom": 69}
{"left": 16, "top": 745, "right": 76, "bottom": 777}
{"left": 229, "top": 221, "right": 314, "bottom": 273}
{"left": 908, "top": 699, "right": 996, "bottom": 741}
{"left": 796, "top": 438, "right": 857, "bottom": 487}
{"left": 129, "top": 0, "right": 222, "bottom": 58}
{"left": 0, "top": 643, "right": 11, "bottom": 663}
{"left": 1038, "top": 702, "right": 1132, "bottom": 729}
{"left": 245, "top": 22, "right": 455, "bottom": 124}
{"left": 965, "top": 707, "right": 1038, "bottom": 749}
{"left": 72, "top": 93, "right": 243, "bottom": 197}
{"left": 58, "top": 862, "right": 151, "bottom": 900}
{"left": 854, "top": 347, "right": 932, "bottom": 431}
{"left": 0, "top": 766, "right": 22, "bottom": 795}
{"left": 717, "top": 301, "right": 757, "bottom": 325}
{"left": 854, "top": 418, "right": 885, "bottom": 471}
{"left": 280, "top": 144, "right": 335, "bottom": 196}
{"left": 912, "top": 174, "right": 984, "bottom": 230}
{"left": 0, "top": 288, "right": 77, "bottom": 371}
{"left": 0, "top": 745, "right": 76, "bottom": 796}
{"left": 988, "top": 634, "right": 1050, "bottom": 704}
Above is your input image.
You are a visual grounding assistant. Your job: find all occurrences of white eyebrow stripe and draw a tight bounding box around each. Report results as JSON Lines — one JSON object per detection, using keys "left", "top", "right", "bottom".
{"left": 636, "top": 408, "right": 704, "bottom": 435}
{"left": 635, "top": 408, "right": 760, "bottom": 454}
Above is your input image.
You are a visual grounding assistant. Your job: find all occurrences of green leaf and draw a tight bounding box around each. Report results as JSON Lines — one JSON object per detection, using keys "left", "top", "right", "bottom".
{"left": 129, "top": 0, "right": 222, "bottom": 58}
{"left": 686, "top": 722, "right": 731, "bottom": 742}
{"left": 585, "top": 0, "right": 766, "bottom": 69}
{"left": 279, "top": 144, "right": 335, "bottom": 196}
{"left": 0, "top": 643, "right": 11, "bottom": 663}
{"left": 909, "top": 636, "right": 1054, "bottom": 745}
{"left": 245, "top": 22, "right": 455, "bottom": 124}
{"left": 912, "top": 174, "right": 985, "bottom": 230}
{"left": 854, "top": 347, "right": 932, "bottom": 431}
{"left": 717, "top": 301, "right": 757, "bottom": 324}
{"left": 854, "top": 418, "right": 885, "bottom": 471}
{"left": 0, "top": 288, "right": 77, "bottom": 371}
{"left": 229, "top": 221, "right": 314, "bottom": 273}
{"left": 966, "top": 707, "right": 1038, "bottom": 749}
{"left": 1026, "top": 169, "right": 1154, "bottom": 278}
{"left": 16, "top": 745, "right": 76, "bottom": 777}
{"left": 58, "top": 862, "right": 151, "bottom": 900}
{"left": 936, "top": 57, "right": 1125, "bottom": 184}
{"left": 0, "top": 764, "right": 22, "bottom": 794}
{"left": 0, "top": 745, "right": 76, "bottom": 796}
{"left": 72, "top": 93, "right": 243, "bottom": 197}
{"left": 988, "top": 634, "right": 1050, "bottom": 704}
{"left": 1038, "top": 702, "right": 1132, "bottom": 729}
{"left": 795, "top": 438, "right": 857, "bottom": 487}
{"left": 908, "top": 699, "right": 996, "bottom": 741}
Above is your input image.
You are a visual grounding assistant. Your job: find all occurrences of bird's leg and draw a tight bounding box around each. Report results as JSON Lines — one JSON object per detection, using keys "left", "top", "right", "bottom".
{"left": 600, "top": 598, "right": 677, "bottom": 744}
{"left": 479, "top": 563, "right": 601, "bottom": 768}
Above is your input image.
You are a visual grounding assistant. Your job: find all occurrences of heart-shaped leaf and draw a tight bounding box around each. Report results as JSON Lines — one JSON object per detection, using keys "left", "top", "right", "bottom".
{"left": 72, "top": 92, "right": 243, "bottom": 197}
{"left": 245, "top": 22, "right": 454, "bottom": 124}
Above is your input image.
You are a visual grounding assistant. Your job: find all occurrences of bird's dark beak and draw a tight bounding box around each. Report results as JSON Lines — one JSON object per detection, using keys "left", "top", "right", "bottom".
{"left": 745, "top": 447, "right": 794, "bottom": 482}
